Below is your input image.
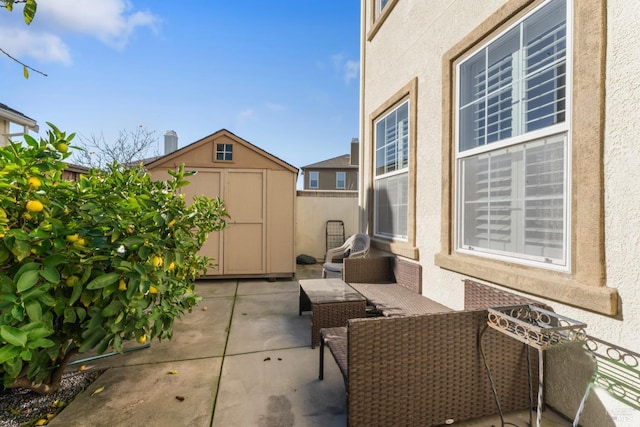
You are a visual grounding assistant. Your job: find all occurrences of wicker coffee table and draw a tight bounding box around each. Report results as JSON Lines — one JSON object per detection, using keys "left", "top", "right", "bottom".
{"left": 299, "top": 278, "right": 366, "bottom": 348}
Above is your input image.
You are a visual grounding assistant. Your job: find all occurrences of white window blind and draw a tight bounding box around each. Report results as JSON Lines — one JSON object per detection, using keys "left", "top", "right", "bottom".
{"left": 374, "top": 100, "right": 409, "bottom": 240}
{"left": 460, "top": 135, "right": 566, "bottom": 264}
{"left": 458, "top": 0, "right": 567, "bottom": 152}
{"left": 456, "top": 0, "right": 569, "bottom": 268}
{"left": 309, "top": 171, "right": 319, "bottom": 189}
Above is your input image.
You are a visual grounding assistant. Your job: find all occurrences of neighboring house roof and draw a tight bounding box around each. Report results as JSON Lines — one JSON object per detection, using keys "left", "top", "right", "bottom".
{"left": 63, "top": 162, "right": 90, "bottom": 174}
{"left": 301, "top": 154, "right": 356, "bottom": 170}
{"left": 144, "top": 128, "right": 298, "bottom": 173}
{"left": 0, "top": 102, "right": 39, "bottom": 131}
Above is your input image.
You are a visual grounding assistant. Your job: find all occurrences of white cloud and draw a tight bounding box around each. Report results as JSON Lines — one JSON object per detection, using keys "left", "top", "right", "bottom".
{"left": 329, "top": 53, "right": 360, "bottom": 85}
{"left": 36, "top": 0, "right": 160, "bottom": 49}
{"left": 344, "top": 60, "right": 360, "bottom": 84}
{"left": 236, "top": 109, "right": 255, "bottom": 125}
{"left": 0, "top": 27, "right": 71, "bottom": 64}
{"left": 0, "top": 0, "right": 159, "bottom": 65}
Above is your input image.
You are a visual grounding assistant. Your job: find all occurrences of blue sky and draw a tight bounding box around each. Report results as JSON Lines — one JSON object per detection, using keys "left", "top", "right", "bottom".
{"left": 1, "top": 1, "right": 360, "bottom": 178}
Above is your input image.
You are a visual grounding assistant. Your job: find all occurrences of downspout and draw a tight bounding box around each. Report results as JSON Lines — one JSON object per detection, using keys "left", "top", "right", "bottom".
{"left": 358, "top": 0, "right": 367, "bottom": 234}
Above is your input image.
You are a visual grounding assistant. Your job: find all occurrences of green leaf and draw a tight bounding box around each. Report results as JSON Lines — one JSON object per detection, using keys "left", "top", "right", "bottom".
{"left": 43, "top": 254, "right": 67, "bottom": 268}
{"left": 25, "top": 300, "right": 42, "bottom": 321}
{"left": 86, "top": 272, "right": 119, "bottom": 290}
{"left": 69, "top": 282, "right": 83, "bottom": 305}
{"left": 16, "top": 270, "right": 40, "bottom": 293}
{"left": 3, "top": 357, "right": 22, "bottom": 377}
{"left": 39, "top": 266, "right": 60, "bottom": 284}
{"left": 10, "top": 240, "right": 31, "bottom": 261}
{"left": 26, "top": 338, "right": 55, "bottom": 349}
{"left": 101, "top": 300, "right": 122, "bottom": 317}
{"left": 24, "top": 324, "right": 52, "bottom": 340}
{"left": 23, "top": 0, "right": 37, "bottom": 25}
{"left": 64, "top": 306, "right": 76, "bottom": 323}
{"left": 122, "top": 236, "right": 145, "bottom": 249}
{"left": 0, "top": 344, "right": 20, "bottom": 365}
{"left": 78, "top": 328, "right": 106, "bottom": 353}
{"left": 23, "top": 65, "right": 29, "bottom": 79}
{"left": 0, "top": 325, "right": 28, "bottom": 347}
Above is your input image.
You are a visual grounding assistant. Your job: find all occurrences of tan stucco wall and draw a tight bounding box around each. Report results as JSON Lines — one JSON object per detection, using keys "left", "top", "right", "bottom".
{"left": 361, "top": 0, "right": 640, "bottom": 423}
{"left": 296, "top": 191, "right": 359, "bottom": 260}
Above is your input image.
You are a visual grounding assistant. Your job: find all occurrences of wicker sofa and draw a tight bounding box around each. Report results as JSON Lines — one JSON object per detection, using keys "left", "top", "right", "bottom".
{"left": 319, "top": 257, "right": 546, "bottom": 427}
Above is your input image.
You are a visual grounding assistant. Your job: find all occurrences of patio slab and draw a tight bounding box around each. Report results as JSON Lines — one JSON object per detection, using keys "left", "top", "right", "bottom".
{"left": 236, "top": 279, "right": 299, "bottom": 296}
{"left": 70, "top": 295, "right": 234, "bottom": 369}
{"left": 212, "top": 347, "right": 345, "bottom": 427}
{"left": 226, "top": 291, "right": 310, "bottom": 354}
{"left": 196, "top": 280, "right": 238, "bottom": 298}
{"left": 49, "top": 357, "right": 221, "bottom": 427}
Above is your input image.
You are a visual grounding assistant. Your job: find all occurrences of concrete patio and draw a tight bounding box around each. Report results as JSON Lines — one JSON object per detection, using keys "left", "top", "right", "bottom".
{"left": 47, "top": 264, "right": 571, "bottom": 426}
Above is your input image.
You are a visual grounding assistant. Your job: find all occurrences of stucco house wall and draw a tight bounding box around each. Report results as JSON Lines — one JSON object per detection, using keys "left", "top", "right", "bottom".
{"left": 359, "top": 0, "right": 640, "bottom": 424}
{"left": 296, "top": 190, "right": 359, "bottom": 260}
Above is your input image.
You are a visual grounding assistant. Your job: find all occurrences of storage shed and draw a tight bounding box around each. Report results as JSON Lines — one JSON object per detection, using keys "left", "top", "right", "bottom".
{"left": 146, "top": 129, "right": 298, "bottom": 279}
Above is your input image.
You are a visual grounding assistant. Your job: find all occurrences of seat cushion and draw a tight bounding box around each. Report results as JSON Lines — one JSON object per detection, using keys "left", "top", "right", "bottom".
{"left": 322, "top": 262, "right": 343, "bottom": 273}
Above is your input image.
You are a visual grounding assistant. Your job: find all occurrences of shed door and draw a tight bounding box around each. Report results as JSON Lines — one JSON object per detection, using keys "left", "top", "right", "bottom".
{"left": 180, "top": 170, "right": 224, "bottom": 275}
{"left": 224, "top": 170, "right": 266, "bottom": 274}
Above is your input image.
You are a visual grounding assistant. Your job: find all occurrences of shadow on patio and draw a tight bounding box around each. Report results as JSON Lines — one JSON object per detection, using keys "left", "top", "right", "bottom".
{"left": 47, "top": 263, "right": 574, "bottom": 427}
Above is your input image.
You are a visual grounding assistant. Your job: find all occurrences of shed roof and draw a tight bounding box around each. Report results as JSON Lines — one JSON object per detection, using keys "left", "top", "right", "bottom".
{"left": 144, "top": 129, "right": 298, "bottom": 173}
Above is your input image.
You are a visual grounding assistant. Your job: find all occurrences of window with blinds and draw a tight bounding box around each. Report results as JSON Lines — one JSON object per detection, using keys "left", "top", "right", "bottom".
{"left": 374, "top": 100, "right": 409, "bottom": 240}
{"left": 456, "top": 0, "right": 569, "bottom": 268}
{"left": 336, "top": 172, "right": 346, "bottom": 189}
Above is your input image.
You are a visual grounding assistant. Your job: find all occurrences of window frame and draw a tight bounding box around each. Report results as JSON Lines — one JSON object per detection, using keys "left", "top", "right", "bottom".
{"left": 214, "top": 143, "right": 234, "bottom": 162}
{"left": 435, "top": 0, "right": 617, "bottom": 315}
{"left": 368, "top": 78, "right": 418, "bottom": 259}
{"left": 336, "top": 171, "right": 346, "bottom": 189}
{"left": 373, "top": 100, "right": 410, "bottom": 241}
{"left": 454, "top": 0, "right": 572, "bottom": 271}
{"left": 368, "top": 0, "right": 399, "bottom": 41}
{"left": 308, "top": 171, "right": 319, "bottom": 189}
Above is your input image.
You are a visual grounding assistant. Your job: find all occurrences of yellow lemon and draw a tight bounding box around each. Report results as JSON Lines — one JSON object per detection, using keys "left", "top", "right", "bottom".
{"left": 137, "top": 335, "right": 147, "bottom": 344}
{"left": 28, "top": 177, "right": 42, "bottom": 188}
{"left": 56, "top": 143, "right": 68, "bottom": 153}
{"left": 167, "top": 219, "right": 176, "bottom": 227}
{"left": 66, "top": 275, "right": 80, "bottom": 287}
{"left": 167, "top": 262, "right": 175, "bottom": 271}
{"left": 149, "top": 285, "right": 158, "bottom": 294}
{"left": 26, "top": 200, "right": 44, "bottom": 212}
{"left": 152, "top": 256, "right": 163, "bottom": 268}
{"left": 75, "top": 238, "right": 86, "bottom": 247}
{"left": 23, "top": 212, "right": 33, "bottom": 220}
{"left": 118, "top": 279, "right": 127, "bottom": 291}
{"left": 66, "top": 233, "right": 79, "bottom": 242}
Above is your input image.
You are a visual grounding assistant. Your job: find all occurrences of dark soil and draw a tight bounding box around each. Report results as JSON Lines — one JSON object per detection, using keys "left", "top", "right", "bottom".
{"left": 0, "top": 370, "right": 103, "bottom": 427}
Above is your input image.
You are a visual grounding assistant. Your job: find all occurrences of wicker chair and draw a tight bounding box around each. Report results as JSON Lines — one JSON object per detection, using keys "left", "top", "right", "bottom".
{"left": 322, "top": 233, "right": 370, "bottom": 278}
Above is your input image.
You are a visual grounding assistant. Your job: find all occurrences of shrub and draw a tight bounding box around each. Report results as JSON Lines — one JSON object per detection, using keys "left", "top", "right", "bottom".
{"left": 0, "top": 123, "right": 228, "bottom": 394}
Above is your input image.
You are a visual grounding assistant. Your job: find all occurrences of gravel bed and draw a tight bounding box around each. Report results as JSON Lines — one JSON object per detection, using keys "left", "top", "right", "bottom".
{"left": 0, "top": 370, "right": 104, "bottom": 427}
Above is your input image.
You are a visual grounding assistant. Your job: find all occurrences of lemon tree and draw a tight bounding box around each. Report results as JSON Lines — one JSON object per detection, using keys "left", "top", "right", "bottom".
{"left": 0, "top": 123, "right": 228, "bottom": 394}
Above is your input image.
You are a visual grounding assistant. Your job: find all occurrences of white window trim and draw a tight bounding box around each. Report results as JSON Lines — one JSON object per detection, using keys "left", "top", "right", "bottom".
{"left": 373, "top": 100, "right": 410, "bottom": 241}
{"left": 309, "top": 171, "right": 319, "bottom": 189}
{"left": 453, "top": 0, "right": 573, "bottom": 271}
{"left": 336, "top": 171, "right": 346, "bottom": 189}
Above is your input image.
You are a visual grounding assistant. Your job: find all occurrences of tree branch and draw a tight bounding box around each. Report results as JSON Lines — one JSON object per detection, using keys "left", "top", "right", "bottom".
{"left": 0, "top": 47, "right": 47, "bottom": 77}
